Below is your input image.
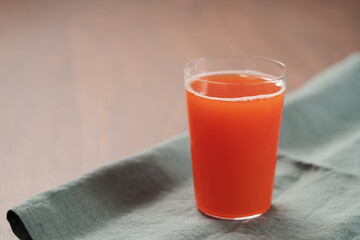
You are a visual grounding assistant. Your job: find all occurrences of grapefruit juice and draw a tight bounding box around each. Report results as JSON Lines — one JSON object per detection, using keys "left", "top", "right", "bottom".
{"left": 185, "top": 71, "right": 285, "bottom": 219}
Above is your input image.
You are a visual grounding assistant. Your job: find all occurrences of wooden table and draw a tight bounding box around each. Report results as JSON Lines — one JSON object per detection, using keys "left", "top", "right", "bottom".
{"left": 1, "top": 0, "right": 359, "bottom": 238}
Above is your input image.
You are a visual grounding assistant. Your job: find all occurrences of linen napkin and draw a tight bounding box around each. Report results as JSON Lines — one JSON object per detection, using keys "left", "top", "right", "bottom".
{"left": 7, "top": 53, "right": 360, "bottom": 240}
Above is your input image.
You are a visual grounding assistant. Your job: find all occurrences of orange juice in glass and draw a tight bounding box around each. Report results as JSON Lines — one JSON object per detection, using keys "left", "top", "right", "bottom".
{"left": 184, "top": 56, "right": 286, "bottom": 220}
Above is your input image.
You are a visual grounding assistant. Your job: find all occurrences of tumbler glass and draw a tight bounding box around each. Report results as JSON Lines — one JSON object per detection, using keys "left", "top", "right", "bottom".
{"left": 184, "top": 56, "right": 286, "bottom": 220}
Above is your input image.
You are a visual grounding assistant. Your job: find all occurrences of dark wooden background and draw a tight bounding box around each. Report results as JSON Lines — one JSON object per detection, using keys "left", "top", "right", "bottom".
{"left": 1, "top": 0, "right": 359, "bottom": 238}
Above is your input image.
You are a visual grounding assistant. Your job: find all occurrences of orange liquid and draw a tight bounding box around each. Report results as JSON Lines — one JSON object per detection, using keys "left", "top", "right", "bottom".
{"left": 186, "top": 72, "right": 285, "bottom": 219}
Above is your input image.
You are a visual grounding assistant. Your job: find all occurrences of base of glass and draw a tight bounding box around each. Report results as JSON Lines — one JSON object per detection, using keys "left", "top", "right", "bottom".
{"left": 199, "top": 209, "right": 263, "bottom": 221}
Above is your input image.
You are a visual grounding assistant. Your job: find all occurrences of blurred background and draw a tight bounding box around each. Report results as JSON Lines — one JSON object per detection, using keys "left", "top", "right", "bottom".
{"left": 1, "top": 0, "right": 359, "bottom": 238}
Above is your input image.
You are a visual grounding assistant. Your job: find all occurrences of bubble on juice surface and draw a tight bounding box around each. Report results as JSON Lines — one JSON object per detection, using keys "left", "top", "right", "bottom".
{"left": 185, "top": 70, "right": 285, "bottom": 102}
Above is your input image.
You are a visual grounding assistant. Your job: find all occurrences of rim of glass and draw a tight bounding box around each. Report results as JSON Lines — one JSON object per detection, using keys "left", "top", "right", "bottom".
{"left": 184, "top": 55, "right": 287, "bottom": 85}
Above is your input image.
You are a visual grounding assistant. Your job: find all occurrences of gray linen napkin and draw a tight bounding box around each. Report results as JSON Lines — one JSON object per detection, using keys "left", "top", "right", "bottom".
{"left": 7, "top": 53, "right": 360, "bottom": 240}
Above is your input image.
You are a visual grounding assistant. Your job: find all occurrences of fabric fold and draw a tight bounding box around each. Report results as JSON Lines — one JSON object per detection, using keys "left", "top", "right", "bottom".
{"left": 279, "top": 52, "right": 360, "bottom": 176}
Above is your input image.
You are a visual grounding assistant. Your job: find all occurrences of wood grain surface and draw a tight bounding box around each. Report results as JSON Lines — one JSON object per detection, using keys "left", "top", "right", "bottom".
{"left": 1, "top": 0, "right": 359, "bottom": 238}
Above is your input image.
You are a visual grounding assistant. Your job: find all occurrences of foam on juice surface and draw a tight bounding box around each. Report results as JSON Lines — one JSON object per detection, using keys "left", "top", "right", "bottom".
{"left": 185, "top": 70, "right": 285, "bottom": 102}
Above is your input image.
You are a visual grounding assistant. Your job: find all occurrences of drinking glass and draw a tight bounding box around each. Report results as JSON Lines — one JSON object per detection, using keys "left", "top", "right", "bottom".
{"left": 184, "top": 55, "right": 286, "bottom": 220}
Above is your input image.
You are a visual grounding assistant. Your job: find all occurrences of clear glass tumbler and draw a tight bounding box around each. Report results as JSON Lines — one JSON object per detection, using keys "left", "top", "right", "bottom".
{"left": 184, "top": 56, "right": 286, "bottom": 220}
